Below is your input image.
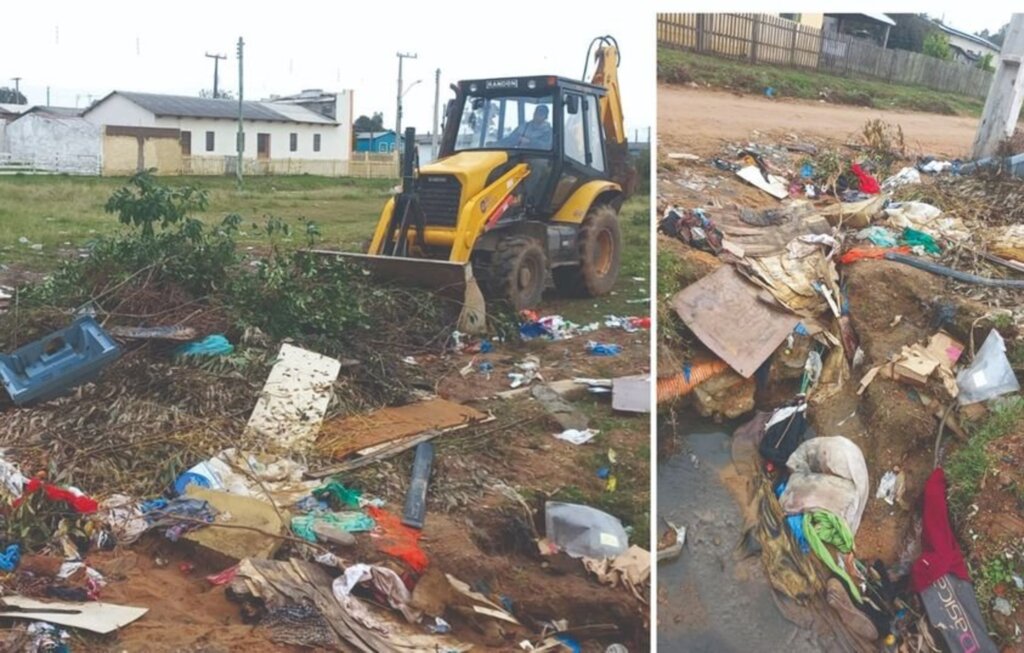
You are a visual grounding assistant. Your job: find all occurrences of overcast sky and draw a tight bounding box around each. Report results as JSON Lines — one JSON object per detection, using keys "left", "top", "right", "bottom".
{"left": 3, "top": 1, "right": 654, "bottom": 138}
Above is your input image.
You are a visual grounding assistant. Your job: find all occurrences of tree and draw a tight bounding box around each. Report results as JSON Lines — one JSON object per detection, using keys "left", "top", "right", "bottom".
{"left": 922, "top": 31, "right": 952, "bottom": 60}
{"left": 977, "top": 53, "right": 995, "bottom": 72}
{"left": 976, "top": 23, "right": 1007, "bottom": 48}
{"left": 199, "top": 89, "right": 235, "bottom": 100}
{"left": 887, "top": 14, "right": 936, "bottom": 52}
{"left": 0, "top": 87, "right": 27, "bottom": 104}
{"left": 354, "top": 112, "right": 385, "bottom": 132}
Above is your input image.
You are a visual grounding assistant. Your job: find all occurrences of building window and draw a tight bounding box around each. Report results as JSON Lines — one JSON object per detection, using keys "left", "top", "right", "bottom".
{"left": 180, "top": 131, "right": 192, "bottom": 156}
{"left": 290, "top": 133, "right": 298, "bottom": 152}
{"left": 313, "top": 134, "right": 321, "bottom": 152}
{"left": 205, "top": 131, "right": 215, "bottom": 152}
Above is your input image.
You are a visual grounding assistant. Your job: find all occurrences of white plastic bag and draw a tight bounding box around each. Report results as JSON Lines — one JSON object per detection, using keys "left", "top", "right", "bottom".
{"left": 545, "top": 502, "right": 629, "bottom": 559}
{"left": 957, "top": 330, "right": 1020, "bottom": 405}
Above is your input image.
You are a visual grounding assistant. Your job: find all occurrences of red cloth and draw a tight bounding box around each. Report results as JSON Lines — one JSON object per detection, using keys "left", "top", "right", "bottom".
{"left": 850, "top": 163, "right": 880, "bottom": 194}
{"left": 15, "top": 479, "right": 99, "bottom": 514}
{"left": 367, "top": 506, "right": 429, "bottom": 573}
{"left": 911, "top": 468, "right": 970, "bottom": 593}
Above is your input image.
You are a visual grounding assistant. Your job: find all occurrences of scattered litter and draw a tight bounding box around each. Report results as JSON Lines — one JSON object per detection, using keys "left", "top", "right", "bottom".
{"left": 174, "top": 334, "right": 234, "bottom": 356}
{"left": 0, "top": 316, "right": 121, "bottom": 406}
{"left": 519, "top": 315, "right": 597, "bottom": 341}
{"left": 545, "top": 502, "right": 629, "bottom": 558}
{"left": 668, "top": 152, "right": 700, "bottom": 161}
{"left": 956, "top": 330, "right": 1020, "bottom": 405}
{"left": 0, "top": 597, "right": 148, "bottom": 634}
{"left": 881, "top": 166, "right": 921, "bottom": 191}
{"left": 875, "top": 469, "right": 906, "bottom": 506}
{"left": 553, "top": 429, "right": 599, "bottom": 445}
{"left": 508, "top": 355, "right": 542, "bottom": 388}
{"left": 993, "top": 598, "right": 1012, "bottom": 616}
{"left": 182, "top": 486, "right": 286, "bottom": 561}
{"left": 582, "top": 545, "right": 650, "bottom": 601}
{"left": 586, "top": 341, "right": 622, "bottom": 356}
{"left": 737, "top": 165, "right": 789, "bottom": 199}
{"left": 857, "top": 226, "right": 897, "bottom": 248}
{"left": 108, "top": 325, "right": 198, "bottom": 341}
{"left": 401, "top": 442, "right": 434, "bottom": 529}
{"left": 532, "top": 383, "right": 589, "bottom": 431}
{"left": 612, "top": 375, "right": 650, "bottom": 413}
{"left": 657, "top": 521, "right": 686, "bottom": 562}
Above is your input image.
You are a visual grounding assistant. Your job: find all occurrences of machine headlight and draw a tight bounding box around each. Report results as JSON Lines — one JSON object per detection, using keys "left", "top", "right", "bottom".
{"left": 469, "top": 83, "right": 478, "bottom": 92}
{"left": 526, "top": 79, "right": 537, "bottom": 90}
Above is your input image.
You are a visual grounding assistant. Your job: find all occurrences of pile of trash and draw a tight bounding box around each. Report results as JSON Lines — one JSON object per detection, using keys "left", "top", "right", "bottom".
{"left": 658, "top": 120, "right": 1024, "bottom": 647}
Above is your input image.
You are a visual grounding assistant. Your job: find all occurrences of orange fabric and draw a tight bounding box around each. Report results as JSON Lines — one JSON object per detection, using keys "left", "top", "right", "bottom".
{"left": 838, "top": 246, "right": 910, "bottom": 265}
{"left": 656, "top": 360, "right": 729, "bottom": 403}
{"left": 367, "top": 506, "right": 429, "bottom": 573}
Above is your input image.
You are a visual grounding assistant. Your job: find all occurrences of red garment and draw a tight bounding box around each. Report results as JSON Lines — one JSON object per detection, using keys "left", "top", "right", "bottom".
{"left": 911, "top": 468, "right": 970, "bottom": 593}
{"left": 15, "top": 479, "right": 99, "bottom": 514}
{"left": 367, "top": 506, "right": 429, "bottom": 573}
{"left": 850, "top": 163, "right": 880, "bottom": 194}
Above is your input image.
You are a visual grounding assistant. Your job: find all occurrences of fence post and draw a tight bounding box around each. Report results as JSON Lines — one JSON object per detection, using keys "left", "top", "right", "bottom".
{"left": 696, "top": 14, "right": 705, "bottom": 52}
{"left": 750, "top": 14, "right": 760, "bottom": 63}
{"left": 790, "top": 24, "right": 798, "bottom": 67}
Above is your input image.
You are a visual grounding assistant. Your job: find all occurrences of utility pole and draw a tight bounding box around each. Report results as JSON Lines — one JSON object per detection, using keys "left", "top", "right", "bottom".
{"left": 972, "top": 14, "right": 1024, "bottom": 159}
{"left": 46, "top": 87, "right": 50, "bottom": 106}
{"left": 431, "top": 68, "right": 441, "bottom": 161}
{"left": 205, "top": 52, "right": 227, "bottom": 98}
{"left": 236, "top": 37, "right": 244, "bottom": 189}
{"left": 396, "top": 51, "right": 417, "bottom": 161}
{"left": 11, "top": 77, "right": 22, "bottom": 104}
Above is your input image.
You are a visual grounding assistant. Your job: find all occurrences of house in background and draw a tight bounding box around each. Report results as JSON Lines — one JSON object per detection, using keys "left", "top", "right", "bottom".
{"left": 82, "top": 89, "right": 353, "bottom": 176}
{"left": 822, "top": 13, "right": 895, "bottom": 47}
{"left": 3, "top": 106, "right": 100, "bottom": 174}
{"left": 932, "top": 22, "right": 1000, "bottom": 64}
{"left": 355, "top": 130, "right": 396, "bottom": 153}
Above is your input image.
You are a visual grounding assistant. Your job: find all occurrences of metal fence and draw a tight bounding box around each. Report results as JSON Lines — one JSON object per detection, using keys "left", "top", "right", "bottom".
{"left": 657, "top": 13, "right": 994, "bottom": 98}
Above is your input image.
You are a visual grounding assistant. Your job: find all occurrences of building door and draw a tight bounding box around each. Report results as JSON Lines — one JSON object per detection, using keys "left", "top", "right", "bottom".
{"left": 257, "top": 133, "right": 271, "bottom": 160}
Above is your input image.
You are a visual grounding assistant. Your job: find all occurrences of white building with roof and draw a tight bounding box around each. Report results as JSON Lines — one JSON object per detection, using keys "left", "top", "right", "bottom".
{"left": 82, "top": 89, "right": 353, "bottom": 176}
{"left": 932, "top": 22, "right": 1000, "bottom": 65}
{"left": 4, "top": 106, "right": 100, "bottom": 174}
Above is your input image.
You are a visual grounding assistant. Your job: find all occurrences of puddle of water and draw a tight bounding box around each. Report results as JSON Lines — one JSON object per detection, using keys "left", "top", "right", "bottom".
{"left": 657, "top": 416, "right": 822, "bottom": 653}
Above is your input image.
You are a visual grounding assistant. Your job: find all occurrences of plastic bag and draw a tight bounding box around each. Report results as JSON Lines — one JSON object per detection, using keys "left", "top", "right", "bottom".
{"left": 957, "top": 330, "right": 1020, "bottom": 405}
{"left": 545, "top": 501, "right": 629, "bottom": 558}
{"left": 856, "top": 226, "right": 897, "bottom": 248}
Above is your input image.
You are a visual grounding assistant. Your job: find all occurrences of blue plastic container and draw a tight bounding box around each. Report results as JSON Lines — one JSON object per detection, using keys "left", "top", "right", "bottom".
{"left": 0, "top": 316, "right": 121, "bottom": 405}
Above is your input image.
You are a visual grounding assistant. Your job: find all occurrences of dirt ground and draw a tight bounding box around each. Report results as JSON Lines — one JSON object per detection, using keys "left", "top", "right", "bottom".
{"left": 659, "top": 86, "right": 981, "bottom": 157}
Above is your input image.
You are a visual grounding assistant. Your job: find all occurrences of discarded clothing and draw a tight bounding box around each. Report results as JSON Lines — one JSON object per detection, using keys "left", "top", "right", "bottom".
{"left": 366, "top": 506, "right": 428, "bottom": 573}
{"left": 901, "top": 227, "right": 941, "bottom": 255}
{"left": 98, "top": 494, "right": 149, "bottom": 545}
{"left": 143, "top": 497, "right": 217, "bottom": 542}
{"left": 911, "top": 468, "right": 970, "bottom": 593}
{"left": 313, "top": 480, "right": 363, "bottom": 509}
{"left": 292, "top": 511, "right": 375, "bottom": 543}
{"left": 0, "top": 543, "right": 19, "bottom": 572}
{"left": 17, "top": 479, "right": 98, "bottom": 514}
{"left": 920, "top": 574, "right": 998, "bottom": 653}
{"left": 773, "top": 481, "right": 809, "bottom": 553}
{"left": 586, "top": 341, "right": 622, "bottom": 356}
{"left": 779, "top": 436, "right": 869, "bottom": 535}
{"left": 856, "top": 226, "right": 897, "bottom": 248}
{"left": 850, "top": 163, "right": 880, "bottom": 194}
{"left": 333, "top": 563, "right": 421, "bottom": 624}
{"left": 659, "top": 206, "right": 724, "bottom": 254}
{"left": 804, "top": 510, "right": 860, "bottom": 602}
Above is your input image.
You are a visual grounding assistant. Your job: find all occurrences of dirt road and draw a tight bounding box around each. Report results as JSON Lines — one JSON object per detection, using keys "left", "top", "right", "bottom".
{"left": 659, "top": 85, "right": 981, "bottom": 157}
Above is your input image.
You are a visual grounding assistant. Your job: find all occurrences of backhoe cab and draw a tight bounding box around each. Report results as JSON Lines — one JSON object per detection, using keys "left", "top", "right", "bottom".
{"left": 313, "top": 36, "right": 631, "bottom": 333}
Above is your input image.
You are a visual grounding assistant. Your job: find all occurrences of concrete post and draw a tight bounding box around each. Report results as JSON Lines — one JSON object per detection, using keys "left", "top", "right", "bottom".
{"left": 972, "top": 14, "right": 1024, "bottom": 159}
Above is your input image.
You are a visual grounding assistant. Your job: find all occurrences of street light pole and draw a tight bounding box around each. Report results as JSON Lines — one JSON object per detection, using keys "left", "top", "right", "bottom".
{"left": 396, "top": 51, "right": 418, "bottom": 158}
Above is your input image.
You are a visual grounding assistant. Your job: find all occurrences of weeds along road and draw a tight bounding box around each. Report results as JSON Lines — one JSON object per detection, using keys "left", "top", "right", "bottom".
{"left": 659, "top": 85, "right": 982, "bottom": 157}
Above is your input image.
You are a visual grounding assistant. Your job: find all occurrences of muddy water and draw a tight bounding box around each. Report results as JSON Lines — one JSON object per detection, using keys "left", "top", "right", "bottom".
{"left": 658, "top": 417, "right": 821, "bottom": 653}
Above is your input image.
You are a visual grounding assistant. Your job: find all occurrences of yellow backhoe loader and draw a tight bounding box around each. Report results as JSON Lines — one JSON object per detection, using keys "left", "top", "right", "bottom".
{"left": 311, "top": 36, "right": 634, "bottom": 333}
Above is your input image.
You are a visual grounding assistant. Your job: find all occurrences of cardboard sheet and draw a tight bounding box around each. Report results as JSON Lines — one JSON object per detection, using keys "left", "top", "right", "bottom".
{"left": 737, "top": 165, "right": 789, "bottom": 200}
{"left": 318, "top": 398, "right": 488, "bottom": 460}
{"left": 671, "top": 266, "right": 799, "bottom": 378}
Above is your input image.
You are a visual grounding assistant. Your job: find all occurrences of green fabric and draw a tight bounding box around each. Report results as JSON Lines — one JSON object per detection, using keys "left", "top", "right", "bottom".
{"left": 313, "top": 480, "right": 362, "bottom": 508}
{"left": 803, "top": 510, "right": 862, "bottom": 603}
{"left": 901, "top": 227, "right": 941, "bottom": 255}
{"left": 291, "top": 510, "right": 375, "bottom": 542}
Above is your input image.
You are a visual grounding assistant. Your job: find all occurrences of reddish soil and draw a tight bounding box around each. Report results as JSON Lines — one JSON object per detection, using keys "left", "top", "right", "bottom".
{"left": 659, "top": 86, "right": 980, "bottom": 158}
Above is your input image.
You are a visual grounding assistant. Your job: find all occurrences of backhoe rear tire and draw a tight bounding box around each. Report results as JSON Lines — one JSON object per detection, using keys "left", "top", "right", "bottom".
{"left": 553, "top": 204, "right": 621, "bottom": 298}
{"left": 491, "top": 236, "right": 547, "bottom": 311}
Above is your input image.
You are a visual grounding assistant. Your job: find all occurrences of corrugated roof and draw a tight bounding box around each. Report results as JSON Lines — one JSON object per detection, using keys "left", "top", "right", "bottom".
{"left": 98, "top": 91, "right": 336, "bottom": 125}
{"left": 861, "top": 13, "right": 895, "bottom": 27}
{"left": 934, "top": 22, "right": 1000, "bottom": 51}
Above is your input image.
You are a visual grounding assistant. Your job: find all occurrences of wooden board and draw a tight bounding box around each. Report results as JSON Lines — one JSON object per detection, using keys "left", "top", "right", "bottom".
{"left": 0, "top": 596, "right": 147, "bottom": 634}
{"left": 318, "top": 398, "right": 488, "bottom": 460}
{"left": 671, "top": 266, "right": 799, "bottom": 378}
{"left": 245, "top": 344, "right": 341, "bottom": 451}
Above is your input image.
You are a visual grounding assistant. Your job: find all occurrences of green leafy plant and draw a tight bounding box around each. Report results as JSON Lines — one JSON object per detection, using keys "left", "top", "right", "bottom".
{"left": 923, "top": 31, "right": 952, "bottom": 60}
{"left": 977, "top": 53, "right": 995, "bottom": 72}
{"left": 105, "top": 170, "right": 210, "bottom": 237}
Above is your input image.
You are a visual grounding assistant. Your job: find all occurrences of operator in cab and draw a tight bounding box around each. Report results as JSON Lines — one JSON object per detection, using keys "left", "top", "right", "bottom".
{"left": 500, "top": 104, "right": 552, "bottom": 149}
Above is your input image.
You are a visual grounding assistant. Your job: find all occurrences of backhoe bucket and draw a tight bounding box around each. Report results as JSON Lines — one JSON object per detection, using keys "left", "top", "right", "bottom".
{"left": 306, "top": 250, "right": 487, "bottom": 335}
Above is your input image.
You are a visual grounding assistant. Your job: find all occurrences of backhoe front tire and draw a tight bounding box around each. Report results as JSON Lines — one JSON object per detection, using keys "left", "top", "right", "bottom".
{"left": 553, "top": 204, "right": 621, "bottom": 298}
{"left": 491, "top": 236, "right": 547, "bottom": 311}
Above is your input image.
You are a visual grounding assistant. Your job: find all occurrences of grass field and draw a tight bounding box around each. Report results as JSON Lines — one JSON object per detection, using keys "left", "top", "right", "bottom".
{"left": 659, "top": 48, "right": 992, "bottom": 117}
{"left": 0, "top": 175, "right": 396, "bottom": 269}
